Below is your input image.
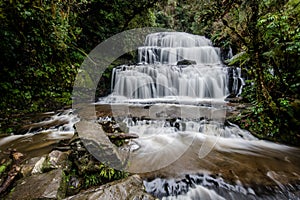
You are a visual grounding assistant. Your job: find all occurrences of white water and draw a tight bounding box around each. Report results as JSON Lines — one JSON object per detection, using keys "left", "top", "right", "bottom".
{"left": 105, "top": 31, "right": 243, "bottom": 102}
{"left": 0, "top": 110, "right": 79, "bottom": 147}
{"left": 111, "top": 64, "right": 228, "bottom": 99}
{"left": 138, "top": 32, "right": 221, "bottom": 65}
{"left": 162, "top": 185, "right": 226, "bottom": 200}
{"left": 26, "top": 109, "right": 79, "bottom": 134}
{"left": 0, "top": 32, "right": 298, "bottom": 199}
{"left": 95, "top": 32, "right": 300, "bottom": 199}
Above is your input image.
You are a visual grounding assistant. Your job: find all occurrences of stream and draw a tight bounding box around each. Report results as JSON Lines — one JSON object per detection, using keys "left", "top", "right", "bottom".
{"left": 1, "top": 32, "right": 299, "bottom": 199}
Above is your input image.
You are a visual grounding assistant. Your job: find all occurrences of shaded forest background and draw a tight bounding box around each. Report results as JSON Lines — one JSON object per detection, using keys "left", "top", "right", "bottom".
{"left": 0, "top": 0, "right": 299, "bottom": 144}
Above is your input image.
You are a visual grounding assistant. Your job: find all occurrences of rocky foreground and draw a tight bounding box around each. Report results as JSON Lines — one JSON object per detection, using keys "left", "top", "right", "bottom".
{"left": 0, "top": 134, "right": 155, "bottom": 200}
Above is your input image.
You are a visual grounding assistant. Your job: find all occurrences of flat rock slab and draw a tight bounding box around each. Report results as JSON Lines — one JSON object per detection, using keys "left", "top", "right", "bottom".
{"left": 75, "top": 120, "right": 127, "bottom": 170}
{"left": 6, "top": 169, "right": 65, "bottom": 200}
{"left": 64, "top": 175, "right": 155, "bottom": 200}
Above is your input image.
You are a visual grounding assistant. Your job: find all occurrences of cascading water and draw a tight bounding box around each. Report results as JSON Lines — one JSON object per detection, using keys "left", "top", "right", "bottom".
{"left": 0, "top": 110, "right": 79, "bottom": 158}
{"left": 1, "top": 31, "right": 298, "bottom": 199}
{"left": 98, "top": 32, "right": 300, "bottom": 200}
{"left": 106, "top": 32, "right": 242, "bottom": 102}
{"left": 138, "top": 32, "right": 221, "bottom": 64}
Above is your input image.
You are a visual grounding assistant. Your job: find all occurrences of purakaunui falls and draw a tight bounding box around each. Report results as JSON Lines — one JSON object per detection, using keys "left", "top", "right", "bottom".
{"left": 108, "top": 32, "right": 242, "bottom": 102}
{"left": 100, "top": 32, "right": 300, "bottom": 199}
{"left": 0, "top": 32, "right": 299, "bottom": 199}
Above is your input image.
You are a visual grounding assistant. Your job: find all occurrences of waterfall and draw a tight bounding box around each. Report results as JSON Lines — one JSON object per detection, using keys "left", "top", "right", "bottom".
{"left": 138, "top": 32, "right": 221, "bottom": 64}
{"left": 111, "top": 64, "right": 228, "bottom": 99}
{"left": 108, "top": 32, "right": 243, "bottom": 102}
{"left": 94, "top": 32, "right": 300, "bottom": 199}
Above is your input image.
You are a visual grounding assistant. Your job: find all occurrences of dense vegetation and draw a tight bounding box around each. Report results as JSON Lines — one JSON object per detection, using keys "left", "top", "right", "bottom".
{"left": 0, "top": 0, "right": 165, "bottom": 131}
{"left": 0, "top": 0, "right": 299, "bottom": 144}
{"left": 152, "top": 0, "right": 300, "bottom": 145}
{"left": 196, "top": 0, "right": 300, "bottom": 144}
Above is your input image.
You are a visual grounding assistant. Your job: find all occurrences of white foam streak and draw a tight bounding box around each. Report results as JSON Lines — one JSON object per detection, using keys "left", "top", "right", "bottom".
{"left": 111, "top": 65, "right": 229, "bottom": 99}
{"left": 0, "top": 109, "right": 79, "bottom": 146}
{"left": 162, "top": 185, "right": 226, "bottom": 200}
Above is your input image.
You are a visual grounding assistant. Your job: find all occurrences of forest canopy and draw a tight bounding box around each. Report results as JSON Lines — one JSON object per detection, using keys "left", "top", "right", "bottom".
{"left": 0, "top": 0, "right": 299, "bottom": 144}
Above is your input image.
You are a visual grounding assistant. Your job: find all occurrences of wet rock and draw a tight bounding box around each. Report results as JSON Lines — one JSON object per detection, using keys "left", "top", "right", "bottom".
{"left": 75, "top": 120, "right": 127, "bottom": 169}
{"left": 44, "top": 150, "right": 69, "bottom": 171}
{"left": 106, "top": 132, "right": 139, "bottom": 140}
{"left": 69, "top": 138, "right": 120, "bottom": 173}
{"left": 225, "top": 96, "right": 243, "bottom": 103}
{"left": 64, "top": 175, "right": 155, "bottom": 200}
{"left": 31, "top": 156, "right": 46, "bottom": 174}
{"left": 25, "top": 150, "right": 69, "bottom": 176}
{"left": 177, "top": 59, "right": 197, "bottom": 65}
{"left": 117, "top": 122, "right": 129, "bottom": 133}
{"left": 6, "top": 168, "right": 66, "bottom": 200}
{"left": 66, "top": 134, "right": 128, "bottom": 196}
{"left": 99, "top": 120, "right": 129, "bottom": 134}
{"left": 20, "top": 157, "right": 42, "bottom": 177}
{"left": 66, "top": 175, "right": 82, "bottom": 196}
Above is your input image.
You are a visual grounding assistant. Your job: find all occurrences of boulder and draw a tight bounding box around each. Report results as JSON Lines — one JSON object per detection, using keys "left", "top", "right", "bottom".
{"left": 23, "top": 150, "right": 69, "bottom": 176}
{"left": 75, "top": 120, "right": 127, "bottom": 169}
{"left": 44, "top": 150, "right": 69, "bottom": 171}
{"left": 20, "top": 157, "right": 43, "bottom": 177}
{"left": 6, "top": 169, "right": 66, "bottom": 200}
{"left": 177, "top": 59, "right": 196, "bottom": 65}
{"left": 31, "top": 156, "right": 46, "bottom": 174}
{"left": 64, "top": 175, "right": 155, "bottom": 200}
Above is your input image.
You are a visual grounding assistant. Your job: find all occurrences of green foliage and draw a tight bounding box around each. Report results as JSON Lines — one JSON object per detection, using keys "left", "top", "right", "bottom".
{"left": 257, "top": 1, "right": 300, "bottom": 97}
{"left": 83, "top": 163, "right": 128, "bottom": 188}
{"left": 153, "top": 0, "right": 300, "bottom": 144}
{"left": 0, "top": 0, "right": 85, "bottom": 116}
{"left": 227, "top": 52, "right": 250, "bottom": 66}
{"left": 154, "top": 0, "right": 203, "bottom": 33}
{"left": 0, "top": 159, "right": 12, "bottom": 181}
{"left": 67, "top": 137, "right": 131, "bottom": 192}
{"left": 0, "top": 165, "right": 7, "bottom": 176}
{"left": 235, "top": 99, "right": 300, "bottom": 145}
{"left": 0, "top": 0, "right": 166, "bottom": 133}
{"left": 77, "top": 0, "right": 166, "bottom": 51}
{"left": 243, "top": 104, "right": 279, "bottom": 137}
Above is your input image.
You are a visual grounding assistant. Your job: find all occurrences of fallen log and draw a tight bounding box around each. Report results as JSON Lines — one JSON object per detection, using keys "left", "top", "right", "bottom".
{"left": 0, "top": 151, "right": 24, "bottom": 195}
{"left": 106, "top": 133, "right": 139, "bottom": 140}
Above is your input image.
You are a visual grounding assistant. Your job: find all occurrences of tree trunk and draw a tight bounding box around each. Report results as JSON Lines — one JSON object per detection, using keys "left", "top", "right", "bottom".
{"left": 249, "top": 0, "right": 278, "bottom": 114}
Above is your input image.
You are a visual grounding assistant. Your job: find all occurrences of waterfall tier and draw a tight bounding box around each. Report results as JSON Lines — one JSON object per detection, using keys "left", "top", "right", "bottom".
{"left": 138, "top": 32, "right": 221, "bottom": 64}
{"left": 106, "top": 32, "right": 244, "bottom": 102}
{"left": 112, "top": 64, "right": 228, "bottom": 99}
{"left": 144, "top": 32, "right": 212, "bottom": 47}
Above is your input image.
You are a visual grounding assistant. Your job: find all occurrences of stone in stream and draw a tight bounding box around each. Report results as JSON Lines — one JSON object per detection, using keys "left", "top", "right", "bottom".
{"left": 44, "top": 150, "right": 69, "bottom": 171}
{"left": 30, "top": 156, "right": 46, "bottom": 174}
{"left": 6, "top": 168, "right": 66, "bottom": 200}
{"left": 64, "top": 175, "right": 155, "bottom": 200}
{"left": 20, "top": 157, "right": 40, "bottom": 177}
{"left": 75, "top": 120, "right": 128, "bottom": 170}
{"left": 23, "top": 150, "right": 69, "bottom": 176}
{"left": 177, "top": 59, "right": 197, "bottom": 65}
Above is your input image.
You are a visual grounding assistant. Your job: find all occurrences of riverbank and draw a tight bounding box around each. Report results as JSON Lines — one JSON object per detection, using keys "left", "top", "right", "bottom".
{"left": 1, "top": 106, "right": 300, "bottom": 199}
